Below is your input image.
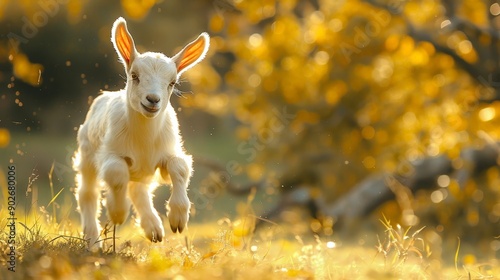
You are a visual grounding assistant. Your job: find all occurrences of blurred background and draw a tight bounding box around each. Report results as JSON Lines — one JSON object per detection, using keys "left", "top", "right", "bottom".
{"left": 0, "top": 0, "right": 499, "bottom": 260}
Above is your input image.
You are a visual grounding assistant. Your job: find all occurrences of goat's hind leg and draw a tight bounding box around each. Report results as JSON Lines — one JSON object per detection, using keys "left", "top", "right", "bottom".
{"left": 76, "top": 153, "right": 101, "bottom": 248}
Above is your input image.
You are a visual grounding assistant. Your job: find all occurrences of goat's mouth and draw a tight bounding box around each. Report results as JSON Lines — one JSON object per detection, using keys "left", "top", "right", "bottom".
{"left": 141, "top": 103, "right": 160, "bottom": 113}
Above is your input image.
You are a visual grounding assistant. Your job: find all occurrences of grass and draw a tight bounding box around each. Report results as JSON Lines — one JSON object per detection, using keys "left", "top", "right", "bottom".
{"left": 0, "top": 213, "right": 420, "bottom": 280}
{"left": 2, "top": 192, "right": 500, "bottom": 280}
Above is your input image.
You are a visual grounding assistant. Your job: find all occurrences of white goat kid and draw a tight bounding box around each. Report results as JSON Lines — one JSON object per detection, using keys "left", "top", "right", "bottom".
{"left": 74, "top": 17, "right": 209, "bottom": 247}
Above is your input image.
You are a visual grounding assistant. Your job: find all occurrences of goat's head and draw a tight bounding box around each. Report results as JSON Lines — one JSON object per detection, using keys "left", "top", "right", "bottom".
{"left": 111, "top": 17, "right": 209, "bottom": 118}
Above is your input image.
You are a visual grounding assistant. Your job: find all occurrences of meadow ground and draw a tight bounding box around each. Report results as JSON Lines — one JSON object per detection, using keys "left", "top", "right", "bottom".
{"left": 1, "top": 204, "right": 499, "bottom": 280}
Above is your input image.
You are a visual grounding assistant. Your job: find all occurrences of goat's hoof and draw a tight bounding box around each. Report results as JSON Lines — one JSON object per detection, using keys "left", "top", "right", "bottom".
{"left": 83, "top": 225, "right": 102, "bottom": 249}
{"left": 140, "top": 214, "right": 165, "bottom": 242}
{"left": 167, "top": 198, "right": 190, "bottom": 233}
{"left": 169, "top": 223, "right": 184, "bottom": 234}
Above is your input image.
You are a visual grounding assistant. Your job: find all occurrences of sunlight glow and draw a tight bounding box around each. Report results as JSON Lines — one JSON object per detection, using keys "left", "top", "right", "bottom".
{"left": 440, "top": 20, "right": 451, "bottom": 29}
{"left": 39, "top": 256, "right": 52, "bottom": 269}
{"left": 458, "top": 40, "right": 472, "bottom": 54}
{"left": 430, "top": 190, "right": 443, "bottom": 203}
{"left": 248, "top": 74, "right": 261, "bottom": 87}
{"left": 314, "top": 51, "right": 330, "bottom": 65}
{"left": 431, "top": 189, "right": 448, "bottom": 204}
{"left": 248, "top": 33, "right": 263, "bottom": 48}
{"left": 328, "top": 18, "right": 343, "bottom": 32}
{"left": 326, "top": 241, "right": 336, "bottom": 249}
{"left": 479, "top": 107, "right": 496, "bottom": 122}
{"left": 490, "top": 3, "right": 500, "bottom": 16}
{"left": 437, "top": 175, "right": 450, "bottom": 188}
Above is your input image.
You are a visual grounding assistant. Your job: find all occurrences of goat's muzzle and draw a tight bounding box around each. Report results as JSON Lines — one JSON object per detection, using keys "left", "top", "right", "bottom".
{"left": 141, "top": 102, "right": 160, "bottom": 113}
{"left": 142, "top": 94, "right": 161, "bottom": 113}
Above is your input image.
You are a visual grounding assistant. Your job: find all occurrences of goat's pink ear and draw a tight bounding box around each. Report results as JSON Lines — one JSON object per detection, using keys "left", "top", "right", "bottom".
{"left": 111, "top": 17, "right": 137, "bottom": 69}
{"left": 173, "top": 33, "right": 210, "bottom": 77}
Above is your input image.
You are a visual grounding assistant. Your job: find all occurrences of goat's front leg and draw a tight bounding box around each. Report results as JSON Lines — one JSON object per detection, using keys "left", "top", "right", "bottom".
{"left": 162, "top": 155, "right": 192, "bottom": 233}
{"left": 129, "top": 182, "right": 164, "bottom": 242}
{"left": 101, "top": 155, "right": 131, "bottom": 225}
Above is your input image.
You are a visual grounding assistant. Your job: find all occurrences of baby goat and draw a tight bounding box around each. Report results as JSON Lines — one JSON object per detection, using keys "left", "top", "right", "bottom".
{"left": 74, "top": 17, "right": 209, "bottom": 247}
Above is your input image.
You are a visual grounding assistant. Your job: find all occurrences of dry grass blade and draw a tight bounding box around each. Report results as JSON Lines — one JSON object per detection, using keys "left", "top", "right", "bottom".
{"left": 47, "top": 187, "right": 64, "bottom": 208}
{"left": 48, "top": 162, "right": 57, "bottom": 219}
{"left": 48, "top": 235, "right": 87, "bottom": 244}
{"left": 376, "top": 215, "right": 429, "bottom": 268}
{"left": 113, "top": 224, "right": 116, "bottom": 253}
{"left": 455, "top": 237, "right": 461, "bottom": 275}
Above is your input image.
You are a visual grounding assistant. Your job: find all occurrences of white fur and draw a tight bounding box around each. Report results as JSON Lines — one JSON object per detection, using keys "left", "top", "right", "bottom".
{"left": 74, "top": 17, "right": 209, "bottom": 247}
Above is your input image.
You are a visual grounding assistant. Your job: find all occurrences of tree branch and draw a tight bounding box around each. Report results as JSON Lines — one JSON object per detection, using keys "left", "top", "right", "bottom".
{"left": 407, "top": 23, "right": 484, "bottom": 79}
{"left": 317, "top": 143, "right": 499, "bottom": 229}
{"left": 487, "top": 0, "right": 500, "bottom": 75}
{"left": 255, "top": 142, "right": 500, "bottom": 230}
{"left": 362, "top": 0, "right": 500, "bottom": 100}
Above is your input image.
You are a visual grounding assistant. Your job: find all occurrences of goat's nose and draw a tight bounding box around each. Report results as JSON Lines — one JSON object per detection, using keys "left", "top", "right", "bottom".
{"left": 146, "top": 94, "right": 160, "bottom": 104}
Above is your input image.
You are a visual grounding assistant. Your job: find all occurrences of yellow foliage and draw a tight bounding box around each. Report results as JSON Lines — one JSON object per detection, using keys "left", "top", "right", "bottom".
{"left": 0, "top": 0, "right": 8, "bottom": 20}
{"left": 399, "top": 36, "right": 415, "bottom": 56}
{"left": 147, "top": 248, "right": 170, "bottom": 272}
{"left": 232, "top": 217, "right": 255, "bottom": 238}
{"left": 234, "top": 0, "right": 276, "bottom": 24}
{"left": 0, "top": 128, "right": 10, "bottom": 148}
{"left": 295, "top": 110, "right": 320, "bottom": 125}
{"left": 120, "top": 0, "right": 156, "bottom": 20}
{"left": 210, "top": 14, "right": 225, "bottom": 33}
{"left": 183, "top": 0, "right": 500, "bottom": 229}
{"left": 463, "top": 254, "right": 477, "bottom": 265}
{"left": 11, "top": 52, "right": 43, "bottom": 86}
{"left": 385, "top": 35, "right": 400, "bottom": 51}
{"left": 405, "top": 0, "right": 442, "bottom": 24}
{"left": 284, "top": 269, "right": 314, "bottom": 278}
{"left": 246, "top": 163, "right": 264, "bottom": 181}
{"left": 66, "top": 0, "right": 84, "bottom": 24}
{"left": 460, "top": 0, "right": 488, "bottom": 25}
{"left": 324, "top": 80, "right": 347, "bottom": 105}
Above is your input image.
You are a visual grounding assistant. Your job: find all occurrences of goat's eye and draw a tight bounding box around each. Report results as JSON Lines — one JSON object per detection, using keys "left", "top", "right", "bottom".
{"left": 131, "top": 73, "right": 139, "bottom": 82}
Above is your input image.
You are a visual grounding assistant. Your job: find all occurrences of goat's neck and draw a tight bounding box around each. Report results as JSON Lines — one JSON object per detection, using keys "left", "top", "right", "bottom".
{"left": 127, "top": 105, "right": 167, "bottom": 140}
